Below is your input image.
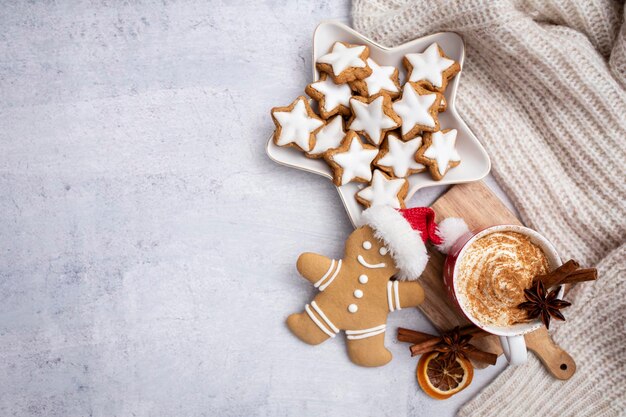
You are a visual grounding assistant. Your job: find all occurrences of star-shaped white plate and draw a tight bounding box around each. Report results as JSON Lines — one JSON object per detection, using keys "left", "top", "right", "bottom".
{"left": 266, "top": 21, "right": 491, "bottom": 226}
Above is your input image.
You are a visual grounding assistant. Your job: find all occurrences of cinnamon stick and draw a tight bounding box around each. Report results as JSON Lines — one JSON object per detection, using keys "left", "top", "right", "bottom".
{"left": 407, "top": 326, "right": 491, "bottom": 356}
{"left": 559, "top": 268, "right": 597, "bottom": 284}
{"left": 534, "top": 259, "right": 580, "bottom": 287}
{"left": 465, "top": 349, "right": 498, "bottom": 365}
{"left": 410, "top": 339, "right": 443, "bottom": 356}
{"left": 397, "top": 328, "right": 436, "bottom": 344}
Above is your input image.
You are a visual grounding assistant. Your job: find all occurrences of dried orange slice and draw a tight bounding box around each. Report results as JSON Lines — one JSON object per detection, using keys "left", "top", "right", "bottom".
{"left": 417, "top": 352, "right": 473, "bottom": 400}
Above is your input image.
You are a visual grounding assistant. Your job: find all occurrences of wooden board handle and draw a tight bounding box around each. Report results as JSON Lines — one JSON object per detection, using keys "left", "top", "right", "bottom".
{"left": 525, "top": 327, "right": 576, "bottom": 380}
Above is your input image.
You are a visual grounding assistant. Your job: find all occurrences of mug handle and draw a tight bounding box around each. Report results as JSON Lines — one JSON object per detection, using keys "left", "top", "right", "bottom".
{"left": 499, "top": 335, "right": 527, "bottom": 365}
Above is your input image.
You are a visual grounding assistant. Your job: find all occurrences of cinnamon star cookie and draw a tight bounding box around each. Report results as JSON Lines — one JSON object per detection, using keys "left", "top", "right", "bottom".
{"left": 316, "top": 42, "right": 372, "bottom": 84}
{"left": 271, "top": 96, "right": 324, "bottom": 152}
{"left": 403, "top": 43, "right": 460, "bottom": 93}
{"left": 349, "top": 58, "right": 400, "bottom": 99}
{"left": 306, "top": 115, "right": 346, "bottom": 159}
{"left": 356, "top": 169, "right": 408, "bottom": 209}
{"left": 305, "top": 73, "right": 352, "bottom": 119}
{"left": 348, "top": 94, "right": 401, "bottom": 146}
{"left": 416, "top": 129, "right": 461, "bottom": 180}
{"left": 392, "top": 83, "right": 442, "bottom": 140}
{"left": 374, "top": 133, "right": 426, "bottom": 178}
{"left": 325, "top": 131, "right": 379, "bottom": 186}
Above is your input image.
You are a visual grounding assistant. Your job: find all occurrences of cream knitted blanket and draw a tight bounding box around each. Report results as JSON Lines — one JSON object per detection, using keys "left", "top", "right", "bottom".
{"left": 352, "top": 0, "right": 626, "bottom": 415}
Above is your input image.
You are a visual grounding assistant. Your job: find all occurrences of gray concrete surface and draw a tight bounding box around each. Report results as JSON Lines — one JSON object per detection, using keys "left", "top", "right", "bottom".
{"left": 0, "top": 1, "right": 512, "bottom": 416}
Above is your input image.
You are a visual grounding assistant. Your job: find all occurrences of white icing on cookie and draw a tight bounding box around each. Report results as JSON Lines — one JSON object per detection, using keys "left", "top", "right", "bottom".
{"left": 423, "top": 130, "right": 461, "bottom": 176}
{"left": 348, "top": 304, "right": 358, "bottom": 313}
{"left": 345, "top": 324, "right": 386, "bottom": 340}
{"left": 359, "top": 274, "right": 368, "bottom": 284}
{"left": 307, "top": 116, "right": 345, "bottom": 157}
{"left": 354, "top": 289, "right": 364, "bottom": 298}
{"left": 309, "top": 77, "right": 352, "bottom": 114}
{"left": 405, "top": 43, "right": 456, "bottom": 87}
{"left": 357, "top": 254, "right": 386, "bottom": 269}
{"left": 273, "top": 98, "right": 324, "bottom": 151}
{"left": 305, "top": 303, "right": 336, "bottom": 338}
{"left": 379, "top": 247, "right": 388, "bottom": 256}
{"left": 362, "top": 240, "right": 372, "bottom": 250}
{"left": 317, "top": 42, "right": 367, "bottom": 76}
{"left": 349, "top": 96, "right": 398, "bottom": 145}
{"left": 361, "top": 58, "right": 398, "bottom": 95}
{"left": 376, "top": 134, "right": 425, "bottom": 178}
{"left": 356, "top": 170, "right": 407, "bottom": 209}
{"left": 386, "top": 281, "right": 402, "bottom": 312}
{"left": 330, "top": 135, "right": 378, "bottom": 185}
{"left": 392, "top": 84, "right": 438, "bottom": 135}
{"left": 311, "top": 301, "right": 339, "bottom": 333}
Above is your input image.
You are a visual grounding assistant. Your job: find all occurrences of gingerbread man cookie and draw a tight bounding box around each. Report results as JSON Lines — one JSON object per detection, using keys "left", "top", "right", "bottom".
{"left": 403, "top": 43, "right": 460, "bottom": 93}
{"left": 316, "top": 42, "right": 372, "bottom": 84}
{"left": 287, "top": 206, "right": 469, "bottom": 367}
{"left": 416, "top": 129, "right": 461, "bottom": 180}
{"left": 271, "top": 96, "right": 324, "bottom": 152}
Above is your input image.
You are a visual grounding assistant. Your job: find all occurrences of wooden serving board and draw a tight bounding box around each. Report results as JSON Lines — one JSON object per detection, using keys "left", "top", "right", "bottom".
{"left": 419, "top": 181, "right": 575, "bottom": 378}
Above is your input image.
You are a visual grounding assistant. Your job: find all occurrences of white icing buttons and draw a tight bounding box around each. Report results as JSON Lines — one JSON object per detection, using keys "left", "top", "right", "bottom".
{"left": 348, "top": 304, "right": 358, "bottom": 313}
{"left": 379, "top": 247, "right": 388, "bottom": 256}
{"left": 354, "top": 289, "right": 363, "bottom": 299}
{"left": 362, "top": 241, "right": 372, "bottom": 250}
{"left": 359, "top": 274, "right": 368, "bottom": 284}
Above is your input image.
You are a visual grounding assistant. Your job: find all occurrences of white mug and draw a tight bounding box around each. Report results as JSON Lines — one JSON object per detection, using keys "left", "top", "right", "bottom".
{"left": 443, "top": 224, "right": 562, "bottom": 365}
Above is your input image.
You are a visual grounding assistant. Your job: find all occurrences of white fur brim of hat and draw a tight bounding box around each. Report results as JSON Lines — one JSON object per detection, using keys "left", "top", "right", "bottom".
{"left": 359, "top": 206, "right": 428, "bottom": 281}
{"left": 359, "top": 206, "right": 470, "bottom": 281}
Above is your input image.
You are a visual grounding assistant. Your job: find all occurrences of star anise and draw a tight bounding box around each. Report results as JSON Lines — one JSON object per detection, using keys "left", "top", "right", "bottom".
{"left": 432, "top": 327, "right": 476, "bottom": 361}
{"left": 518, "top": 280, "right": 571, "bottom": 329}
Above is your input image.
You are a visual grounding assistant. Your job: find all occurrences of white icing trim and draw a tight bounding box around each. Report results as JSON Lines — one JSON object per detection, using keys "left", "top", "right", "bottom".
{"left": 305, "top": 304, "right": 335, "bottom": 338}
{"left": 319, "top": 259, "right": 342, "bottom": 291}
{"left": 387, "top": 281, "right": 395, "bottom": 312}
{"left": 311, "top": 301, "right": 339, "bottom": 334}
{"left": 357, "top": 255, "right": 386, "bottom": 269}
{"left": 313, "top": 259, "right": 335, "bottom": 288}
{"left": 345, "top": 324, "right": 387, "bottom": 340}
{"left": 393, "top": 281, "right": 401, "bottom": 311}
{"left": 346, "top": 324, "right": 386, "bottom": 335}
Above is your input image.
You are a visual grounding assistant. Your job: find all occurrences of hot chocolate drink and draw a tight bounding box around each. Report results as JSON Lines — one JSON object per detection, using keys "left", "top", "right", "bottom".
{"left": 456, "top": 231, "right": 549, "bottom": 327}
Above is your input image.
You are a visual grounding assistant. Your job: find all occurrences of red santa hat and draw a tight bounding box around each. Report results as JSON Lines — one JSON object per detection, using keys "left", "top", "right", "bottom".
{"left": 359, "top": 206, "right": 469, "bottom": 281}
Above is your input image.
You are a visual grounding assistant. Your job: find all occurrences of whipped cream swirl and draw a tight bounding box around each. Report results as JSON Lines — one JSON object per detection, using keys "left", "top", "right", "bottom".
{"left": 457, "top": 231, "right": 549, "bottom": 327}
